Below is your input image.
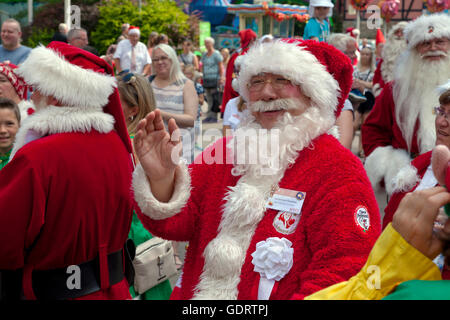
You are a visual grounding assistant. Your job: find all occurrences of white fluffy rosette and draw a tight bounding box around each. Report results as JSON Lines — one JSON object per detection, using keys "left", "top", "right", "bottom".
{"left": 251, "top": 237, "right": 294, "bottom": 300}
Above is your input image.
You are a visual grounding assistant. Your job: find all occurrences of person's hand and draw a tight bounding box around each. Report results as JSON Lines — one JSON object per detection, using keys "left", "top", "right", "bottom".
{"left": 351, "top": 79, "right": 360, "bottom": 89}
{"left": 133, "top": 109, "right": 182, "bottom": 184}
{"left": 392, "top": 187, "right": 450, "bottom": 260}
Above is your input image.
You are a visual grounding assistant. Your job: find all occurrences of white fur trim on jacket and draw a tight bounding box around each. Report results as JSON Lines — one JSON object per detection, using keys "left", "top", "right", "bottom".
{"left": 16, "top": 46, "right": 117, "bottom": 109}
{"left": 132, "top": 163, "right": 191, "bottom": 220}
{"left": 238, "top": 40, "right": 340, "bottom": 115}
{"left": 10, "top": 105, "right": 114, "bottom": 159}
{"left": 364, "top": 145, "right": 412, "bottom": 195}
{"left": 192, "top": 173, "right": 281, "bottom": 300}
{"left": 372, "top": 83, "right": 382, "bottom": 97}
{"left": 390, "top": 164, "right": 420, "bottom": 194}
{"left": 404, "top": 13, "right": 450, "bottom": 50}
{"left": 437, "top": 79, "right": 450, "bottom": 96}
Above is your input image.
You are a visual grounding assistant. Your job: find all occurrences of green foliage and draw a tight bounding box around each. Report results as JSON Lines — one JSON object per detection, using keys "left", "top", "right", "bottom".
{"left": 91, "top": 0, "right": 191, "bottom": 55}
{"left": 23, "top": 28, "right": 54, "bottom": 48}
{"left": 22, "top": 1, "right": 99, "bottom": 48}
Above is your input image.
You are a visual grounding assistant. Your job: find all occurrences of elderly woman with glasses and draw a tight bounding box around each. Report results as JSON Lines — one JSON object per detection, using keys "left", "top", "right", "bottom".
{"left": 381, "top": 80, "right": 450, "bottom": 277}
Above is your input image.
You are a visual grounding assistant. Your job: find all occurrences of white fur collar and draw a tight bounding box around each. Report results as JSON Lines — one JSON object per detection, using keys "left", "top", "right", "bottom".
{"left": 11, "top": 105, "right": 115, "bottom": 159}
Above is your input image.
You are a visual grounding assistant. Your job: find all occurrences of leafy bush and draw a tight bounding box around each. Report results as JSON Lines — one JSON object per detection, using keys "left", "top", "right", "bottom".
{"left": 22, "top": 1, "right": 99, "bottom": 48}
{"left": 91, "top": 0, "right": 191, "bottom": 55}
{"left": 23, "top": 28, "right": 54, "bottom": 48}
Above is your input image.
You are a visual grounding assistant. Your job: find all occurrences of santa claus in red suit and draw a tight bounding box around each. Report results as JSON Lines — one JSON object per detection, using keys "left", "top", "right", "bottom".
{"left": 221, "top": 29, "right": 257, "bottom": 114}
{"left": 132, "top": 39, "right": 380, "bottom": 300}
{"left": 362, "top": 13, "right": 450, "bottom": 196}
{"left": 372, "top": 22, "right": 408, "bottom": 97}
{"left": 0, "top": 42, "right": 135, "bottom": 300}
{"left": 382, "top": 80, "right": 450, "bottom": 279}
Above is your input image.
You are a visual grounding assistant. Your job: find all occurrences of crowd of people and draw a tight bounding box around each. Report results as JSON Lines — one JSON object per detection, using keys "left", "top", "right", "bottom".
{"left": 0, "top": 11, "right": 450, "bottom": 301}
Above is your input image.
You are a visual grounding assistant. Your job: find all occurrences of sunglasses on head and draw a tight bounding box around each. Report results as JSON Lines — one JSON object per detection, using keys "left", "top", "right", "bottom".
{"left": 121, "top": 72, "right": 136, "bottom": 84}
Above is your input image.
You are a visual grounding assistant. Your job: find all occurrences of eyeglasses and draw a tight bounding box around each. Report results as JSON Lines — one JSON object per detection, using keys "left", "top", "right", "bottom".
{"left": 434, "top": 106, "right": 450, "bottom": 120}
{"left": 152, "top": 56, "right": 169, "bottom": 63}
{"left": 247, "top": 76, "right": 293, "bottom": 92}
{"left": 418, "top": 39, "right": 450, "bottom": 50}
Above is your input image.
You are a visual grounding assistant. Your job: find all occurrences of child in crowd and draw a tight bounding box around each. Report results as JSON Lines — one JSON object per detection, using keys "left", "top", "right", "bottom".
{"left": 0, "top": 97, "right": 20, "bottom": 170}
{"left": 303, "top": 0, "right": 334, "bottom": 42}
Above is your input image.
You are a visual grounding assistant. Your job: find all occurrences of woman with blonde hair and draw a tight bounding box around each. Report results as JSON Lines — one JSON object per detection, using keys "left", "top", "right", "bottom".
{"left": 149, "top": 43, "right": 198, "bottom": 162}
{"left": 118, "top": 73, "right": 156, "bottom": 136}
{"left": 117, "top": 72, "right": 174, "bottom": 300}
{"left": 351, "top": 46, "right": 376, "bottom": 157}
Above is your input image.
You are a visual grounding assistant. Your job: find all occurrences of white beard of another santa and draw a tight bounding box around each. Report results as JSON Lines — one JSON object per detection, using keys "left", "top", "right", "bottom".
{"left": 228, "top": 98, "right": 334, "bottom": 180}
{"left": 381, "top": 37, "right": 407, "bottom": 83}
{"left": 393, "top": 49, "right": 450, "bottom": 153}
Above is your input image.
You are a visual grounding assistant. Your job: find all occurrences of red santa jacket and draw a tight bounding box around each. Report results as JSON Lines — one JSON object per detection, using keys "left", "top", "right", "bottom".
{"left": 133, "top": 134, "right": 381, "bottom": 300}
{"left": 382, "top": 151, "right": 450, "bottom": 279}
{"left": 0, "top": 107, "right": 134, "bottom": 300}
{"left": 372, "top": 59, "right": 386, "bottom": 96}
{"left": 361, "top": 82, "right": 420, "bottom": 157}
{"left": 383, "top": 151, "right": 432, "bottom": 229}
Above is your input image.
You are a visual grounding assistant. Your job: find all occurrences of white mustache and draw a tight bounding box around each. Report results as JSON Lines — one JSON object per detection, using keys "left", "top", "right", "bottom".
{"left": 421, "top": 50, "right": 448, "bottom": 58}
{"left": 249, "top": 98, "right": 300, "bottom": 113}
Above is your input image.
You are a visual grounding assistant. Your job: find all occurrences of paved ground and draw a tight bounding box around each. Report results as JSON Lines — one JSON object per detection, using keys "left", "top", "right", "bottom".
{"left": 168, "top": 108, "right": 388, "bottom": 288}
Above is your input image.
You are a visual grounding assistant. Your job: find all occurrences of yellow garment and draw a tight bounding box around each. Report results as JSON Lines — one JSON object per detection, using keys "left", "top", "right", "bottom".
{"left": 305, "top": 223, "right": 442, "bottom": 300}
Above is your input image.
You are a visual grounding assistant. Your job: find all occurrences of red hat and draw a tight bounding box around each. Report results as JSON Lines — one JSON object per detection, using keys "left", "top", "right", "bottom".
{"left": 346, "top": 27, "right": 360, "bottom": 39}
{"left": 376, "top": 29, "right": 386, "bottom": 45}
{"left": 128, "top": 26, "right": 140, "bottom": 36}
{"left": 238, "top": 39, "right": 353, "bottom": 118}
{"left": 238, "top": 29, "right": 257, "bottom": 49}
{"left": 16, "top": 41, "right": 132, "bottom": 154}
{"left": 0, "top": 62, "right": 29, "bottom": 100}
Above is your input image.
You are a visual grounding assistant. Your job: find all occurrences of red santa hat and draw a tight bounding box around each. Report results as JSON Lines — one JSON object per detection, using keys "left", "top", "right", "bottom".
{"left": 238, "top": 39, "right": 353, "bottom": 118}
{"left": 404, "top": 13, "right": 450, "bottom": 50}
{"left": 346, "top": 27, "right": 360, "bottom": 39}
{"left": 238, "top": 29, "right": 257, "bottom": 50}
{"left": 128, "top": 26, "right": 140, "bottom": 36}
{"left": 15, "top": 41, "right": 132, "bottom": 153}
{"left": 0, "top": 62, "right": 28, "bottom": 100}
{"left": 376, "top": 29, "right": 386, "bottom": 45}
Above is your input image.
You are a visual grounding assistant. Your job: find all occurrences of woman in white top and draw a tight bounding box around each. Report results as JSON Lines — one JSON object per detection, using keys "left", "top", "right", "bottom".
{"left": 150, "top": 44, "right": 198, "bottom": 162}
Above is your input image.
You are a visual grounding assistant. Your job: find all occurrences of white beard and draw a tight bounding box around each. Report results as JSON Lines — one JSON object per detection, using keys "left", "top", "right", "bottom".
{"left": 228, "top": 101, "right": 334, "bottom": 180}
{"left": 394, "top": 50, "right": 450, "bottom": 153}
{"left": 381, "top": 37, "right": 407, "bottom": 83}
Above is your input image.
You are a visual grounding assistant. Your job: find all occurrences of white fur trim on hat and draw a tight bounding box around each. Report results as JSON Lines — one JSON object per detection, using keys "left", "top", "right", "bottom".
{"left": 128, "top": 28, "right": 140, "bottom": 36}
{"left": 404, "top": 14, "right": 450, "bottom": 50}
{"left": 132, "top": 162, "right": 191, "bottom": 220}
{"left": 238, "top": 40, "right": 339, "bottom": 116}
{"left": 16, "top": 46, "right": 117, "bottom": 109}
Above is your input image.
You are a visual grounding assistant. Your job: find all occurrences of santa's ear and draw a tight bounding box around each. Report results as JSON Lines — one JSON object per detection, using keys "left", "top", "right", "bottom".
{"left": 431, "top": 145, "right": 450, "bottom": 186}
